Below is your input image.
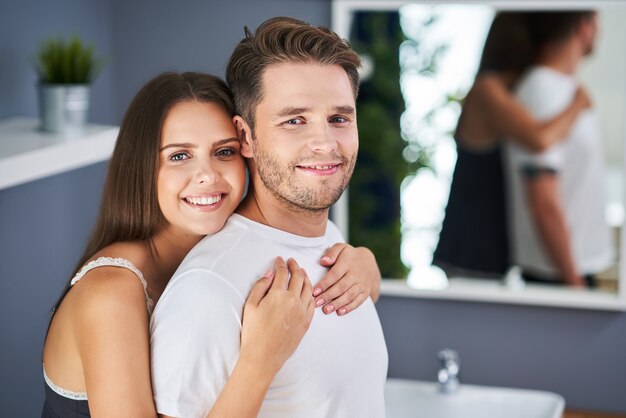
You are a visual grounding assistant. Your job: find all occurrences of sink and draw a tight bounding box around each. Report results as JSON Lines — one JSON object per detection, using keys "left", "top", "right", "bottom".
{"left": 385, "top": 378, "right": 564, "bottom": 418}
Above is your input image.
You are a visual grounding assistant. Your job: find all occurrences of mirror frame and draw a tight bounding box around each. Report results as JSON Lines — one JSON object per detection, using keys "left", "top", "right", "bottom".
{"left": 331, "top": 0, "right": 626, "bottom": 311}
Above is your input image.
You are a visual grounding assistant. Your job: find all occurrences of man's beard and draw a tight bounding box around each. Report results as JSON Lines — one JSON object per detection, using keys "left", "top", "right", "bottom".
{"left": 253, "top": 146, "right": 356, "bottom": 213}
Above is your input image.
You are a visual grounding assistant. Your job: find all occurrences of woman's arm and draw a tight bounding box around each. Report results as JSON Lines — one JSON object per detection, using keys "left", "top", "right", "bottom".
{"left": 78, "top": 259, "right": 311, "bottom": 418}
{"left": 313, "top": 244, "right": 382, "bottom": 316}
{"left": 74, "top": 268, "right": 157, "bottom": 418}
{"left": 476, "top": 75, "right": 590, "bottom": 153}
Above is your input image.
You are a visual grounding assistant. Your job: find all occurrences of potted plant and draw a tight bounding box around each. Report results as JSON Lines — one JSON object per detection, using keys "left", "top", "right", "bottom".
{"left": 34, "top": 36, "right": 104, "bottom": 134}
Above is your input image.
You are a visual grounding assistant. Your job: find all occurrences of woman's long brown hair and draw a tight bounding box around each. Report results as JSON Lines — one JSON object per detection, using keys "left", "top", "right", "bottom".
{"left": 50, "top": 72, "right": 235, "bottom": 315}
{"left": 478, "top": 12, "right": 536, "bottom": 75}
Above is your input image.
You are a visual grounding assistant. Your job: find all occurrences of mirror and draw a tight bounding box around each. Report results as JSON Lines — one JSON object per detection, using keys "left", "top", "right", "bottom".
{"left": 331, "top": 0, "right": 626, "bottom": 310}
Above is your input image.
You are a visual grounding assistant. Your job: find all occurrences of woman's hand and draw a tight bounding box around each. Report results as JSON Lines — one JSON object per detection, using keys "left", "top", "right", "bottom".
{"left": 239, "top": 257, "right": 314, "bottom": 377}
{"left": 574, "top": 85, "right": 592, "bottom": 110}
{"left": 313, "top": 244, "right": 381, "bottom": 316}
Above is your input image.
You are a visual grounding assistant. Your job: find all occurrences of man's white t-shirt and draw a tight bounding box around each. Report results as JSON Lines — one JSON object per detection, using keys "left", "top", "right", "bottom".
{"left": 150, "top": 214, "right": 388, "bottom": 418}
{"left": 506, "top": 66, "right": 614, "bottom": 278}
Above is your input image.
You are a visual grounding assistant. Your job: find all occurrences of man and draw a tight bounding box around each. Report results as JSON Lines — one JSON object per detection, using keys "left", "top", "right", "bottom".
{"left": 506, "top": 11, "right": 614, "bottom": 287}
{"left": 150, "top": 17, "right": 388, "bottom": 418}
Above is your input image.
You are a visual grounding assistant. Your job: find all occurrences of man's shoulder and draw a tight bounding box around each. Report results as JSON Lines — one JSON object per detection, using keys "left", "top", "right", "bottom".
{"left": 178, "top": 216, "right": 250, "bottom": 271}
{"left": 519, "top": 66, "right": 575, "bottom": 93}
{"left": 325, "top": 219, "right": 345, "bottom": 244}
{"left": 156, "top": 217, "right": 253, "bottom": 303}
{"left": 515, "top": 66, "right": 576, "bottom": 120}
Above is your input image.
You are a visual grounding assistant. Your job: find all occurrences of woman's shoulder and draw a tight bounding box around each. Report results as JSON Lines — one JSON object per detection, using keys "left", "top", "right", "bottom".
{"left": 69, "top": 242, "right": 151, "bottom": 313}
{"left": 90, "top": 241, "right": 148, "bottom": 267}
{"left": 471, "top": 73, "right": 508, "bottom": 96}
{"left": 70, "top": 266, "right": 147, "bottom": 309}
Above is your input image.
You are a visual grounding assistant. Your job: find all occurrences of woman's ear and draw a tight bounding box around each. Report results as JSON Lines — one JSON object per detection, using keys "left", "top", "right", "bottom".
{"left": 233, "top": 116, "right": 254, "bottom": 158}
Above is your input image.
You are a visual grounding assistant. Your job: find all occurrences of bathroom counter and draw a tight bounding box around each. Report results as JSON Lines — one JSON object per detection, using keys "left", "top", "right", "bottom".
{"left": 0, "top": 117, "right": 118, "bottom": 190}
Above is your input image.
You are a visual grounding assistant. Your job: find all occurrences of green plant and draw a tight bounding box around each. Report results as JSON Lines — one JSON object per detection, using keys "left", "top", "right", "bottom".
{"left": 34, "top": 36, "right": 105, "bottom": 84}
{"left": 349, "top": 11, "right": 410, "bottom": 278}
{"left": 348, "top": 11, "right": 449, "bottom": 278}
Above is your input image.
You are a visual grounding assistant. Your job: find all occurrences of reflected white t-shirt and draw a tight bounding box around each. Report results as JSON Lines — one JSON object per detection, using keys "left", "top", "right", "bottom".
{"left": 506, "top": 66, "right": 614, "bottom": 278}
{"left": 150, "top": 214, "right": 388, "bottom": 418}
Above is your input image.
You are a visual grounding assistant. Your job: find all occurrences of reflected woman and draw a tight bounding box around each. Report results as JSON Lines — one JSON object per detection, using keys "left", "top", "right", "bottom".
{"left": 433, "top": 12, "right": 590, "bottom": 277}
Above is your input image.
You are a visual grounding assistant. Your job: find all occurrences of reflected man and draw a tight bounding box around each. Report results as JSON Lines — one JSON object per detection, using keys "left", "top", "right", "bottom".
{"left": 506, "top": 11, "right": 614, "bottom": 287}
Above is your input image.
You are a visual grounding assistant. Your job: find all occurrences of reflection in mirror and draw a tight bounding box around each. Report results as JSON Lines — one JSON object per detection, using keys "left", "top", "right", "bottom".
{"left": 333, "top": 1, "right": 625, "bottom": 301}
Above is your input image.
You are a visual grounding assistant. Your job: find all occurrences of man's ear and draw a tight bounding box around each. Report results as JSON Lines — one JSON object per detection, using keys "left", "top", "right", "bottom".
{"left": 233, "top": 116, "right": 254, "bottom": 158}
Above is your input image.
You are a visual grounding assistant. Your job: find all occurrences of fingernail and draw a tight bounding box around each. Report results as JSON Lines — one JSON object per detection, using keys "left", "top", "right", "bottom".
{"left": 263, "top": 269, "right": 273, "bottom": 278}
{"left": 324, "top": 304, "right": 334, "bottom": 314}
{"left": 321, "top": 256, "right": 331, "bottom": 264}
{"left": 315, "top": 298, "right": 324, "bottom": 307}
{"left": 338, "top": 307, "right": 347, "bottom": 316}
{"left": 313, "top": 287, "right": 322, "bottom": 296}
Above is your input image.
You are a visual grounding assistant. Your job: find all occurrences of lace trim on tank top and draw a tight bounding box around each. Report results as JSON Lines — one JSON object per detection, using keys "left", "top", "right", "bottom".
{"left": 43, "top": 367, "right": 88, "bottom": 400}
{"left": 44, "top": 257, "right": 154, "bottom": 400}
{"left": 71, "top": 256, "right": 154, "bottom": 313}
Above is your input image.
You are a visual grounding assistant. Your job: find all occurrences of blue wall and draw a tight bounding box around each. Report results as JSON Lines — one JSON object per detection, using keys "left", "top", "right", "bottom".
{"left": 0, "top": 0, "right": 115, "bottom": 124}
{"left": 378, "top": 296, "right": 626, "bottom": 413}
{"left": 0, "top": 163, "right": 108, "bottom": 416}
{"left": 108, "top": 0, "right": 331, "bottom": 122}
{"left": 1, "top": 0, "right": 626, "bottom": 416}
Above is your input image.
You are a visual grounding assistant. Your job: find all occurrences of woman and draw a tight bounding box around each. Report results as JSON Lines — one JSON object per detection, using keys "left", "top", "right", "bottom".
{"left": 42, "top": 72, "right": 381, "bottom": 417}
{"left": 433, "top": 12, "right": 591, "bottom": 277}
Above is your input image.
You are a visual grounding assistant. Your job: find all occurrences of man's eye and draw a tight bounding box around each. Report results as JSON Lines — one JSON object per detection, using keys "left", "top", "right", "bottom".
{"left": 285, "top": 118, "right": 304, "bottom": 125}
{"left": 170, "top": 152, "right": 189, "bottom": 161}
{"left": 330, "top": 116, "right": 348, "bottom": 124}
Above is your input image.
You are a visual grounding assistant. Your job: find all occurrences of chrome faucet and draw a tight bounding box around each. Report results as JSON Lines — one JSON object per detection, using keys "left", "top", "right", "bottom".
{"left": 437, "top": 348, "right": 460, "bottom": 394}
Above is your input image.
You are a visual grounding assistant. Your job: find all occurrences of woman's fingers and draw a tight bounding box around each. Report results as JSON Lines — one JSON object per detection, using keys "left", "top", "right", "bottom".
{"left": 314, "top": 244, "right": 348, "bottom": 297}
{"left": 314, "top": 258, "right": 347, "bottom": 299}
{"left": 321, "top": 281, "right": 362, "bottom": 314}
{"left": 317, "top": 245, "right": 381, "bottom": 306}
{"left": 286, "top": 258, "right": 305, "bottom": 294}
{"left": 336, "top": 291, "right": 369, "bottom": 316}
{"left": 315, "top": 270, "right": 351, "bottom": 311}
{"left": 320, "top": 243, "right": 347, "bottom": 267}
{"left": 240, "top": 258, "right": 313, "bottom": 379}
{"left": 246, "top": 270, "right": 274, "bottom": 307}
{"left": 271, "top": 257, "right": 290, "bottom": 290}
{"left": 301, "top": 271, "right": 313, "bottom": 302}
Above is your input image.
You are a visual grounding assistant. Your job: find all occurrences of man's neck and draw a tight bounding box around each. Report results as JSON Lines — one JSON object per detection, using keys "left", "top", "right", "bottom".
{"left": 236, "top": 187, "right": 329, "bottom": 238}
{"left": 536, "top": 40, "right": 582, "bottom": 75}
{"left": 145, "top": 227, "right": 202, "bottom": 293}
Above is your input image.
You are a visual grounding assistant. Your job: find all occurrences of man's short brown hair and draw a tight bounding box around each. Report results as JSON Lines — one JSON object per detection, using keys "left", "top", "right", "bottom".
{"left": 226, "top": 16, "right": 361, "bottom": 130}
{"left": 525, "top": 11, "right": 596, "bottom": 49}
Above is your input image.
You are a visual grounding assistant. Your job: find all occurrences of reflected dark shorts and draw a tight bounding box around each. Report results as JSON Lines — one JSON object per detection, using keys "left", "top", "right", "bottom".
{"left": 521, "top": 271, "right": 597, "bottom": 289}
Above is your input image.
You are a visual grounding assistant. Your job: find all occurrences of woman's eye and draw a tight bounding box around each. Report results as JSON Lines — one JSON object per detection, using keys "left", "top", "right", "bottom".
{"left": 169, "top": 152, "right": 189, "bottom": 162}
{"left": 216, "top": 148, "right": 236, "bottom": 158}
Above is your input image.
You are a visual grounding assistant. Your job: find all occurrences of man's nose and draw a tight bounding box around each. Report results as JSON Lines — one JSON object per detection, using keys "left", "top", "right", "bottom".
{"left": 308, "top": 124, "right": 338, "bottom": 153}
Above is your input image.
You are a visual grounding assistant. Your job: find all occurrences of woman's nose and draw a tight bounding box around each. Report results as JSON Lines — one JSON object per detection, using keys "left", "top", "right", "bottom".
{"left": 194, "top": 162, "right": 220, "bottom": 184}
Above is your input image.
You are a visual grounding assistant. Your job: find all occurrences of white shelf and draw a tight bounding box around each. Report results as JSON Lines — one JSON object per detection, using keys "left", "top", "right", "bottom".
{"left": 0, "top": 117, "right": 118, "bottom": 190}
{"left": 380, "top": 278, "right": 626, "bottom": 311}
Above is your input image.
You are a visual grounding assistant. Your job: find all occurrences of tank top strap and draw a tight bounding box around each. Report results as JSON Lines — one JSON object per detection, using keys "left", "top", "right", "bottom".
{"left": 71, "top": 257, "right": 154, "bottom": 313}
